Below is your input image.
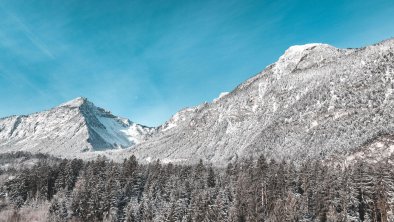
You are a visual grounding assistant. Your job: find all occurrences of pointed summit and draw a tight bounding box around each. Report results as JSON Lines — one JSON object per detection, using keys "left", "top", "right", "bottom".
{"left": 58, "top": 97, "right": 90, "bottom": 108}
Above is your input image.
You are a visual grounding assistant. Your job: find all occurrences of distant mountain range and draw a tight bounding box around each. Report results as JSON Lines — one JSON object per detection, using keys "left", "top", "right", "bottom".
{"left": 1, "top": 38, "right": 394, "bottom": 165}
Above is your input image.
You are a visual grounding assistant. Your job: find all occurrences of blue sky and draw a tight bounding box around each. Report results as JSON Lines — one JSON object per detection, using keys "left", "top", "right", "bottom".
{"left": 0, "top": 0, "right": 393, "bottom": 126}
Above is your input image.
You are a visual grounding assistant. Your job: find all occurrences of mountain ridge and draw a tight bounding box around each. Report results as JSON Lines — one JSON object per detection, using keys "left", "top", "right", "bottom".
{"left": 123, "top": 38, "right": 394, "bottom": 165}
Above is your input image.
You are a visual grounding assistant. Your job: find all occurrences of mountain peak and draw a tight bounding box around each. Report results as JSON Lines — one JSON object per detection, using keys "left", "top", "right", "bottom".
{"left": 280, "top": 43, "right": 335, "bottom": 60}
{"left": 286, "top": 43, "right": 328, "bottom": 52}
{"left": 272, "top": 43, "right": 339, "bottom": 76}
{"left": 58, "top": 97, "right": 91, "bottom": 108}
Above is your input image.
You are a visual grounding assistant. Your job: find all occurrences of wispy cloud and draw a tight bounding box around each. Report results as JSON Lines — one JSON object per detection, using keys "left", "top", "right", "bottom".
{"left": 2, "top": 8, "right": 55, "bottom": 59}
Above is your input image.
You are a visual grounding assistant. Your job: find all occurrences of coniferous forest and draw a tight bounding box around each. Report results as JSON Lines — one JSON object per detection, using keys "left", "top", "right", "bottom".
{"left": 0, "top": 152, "right": 394, "bottom": 222}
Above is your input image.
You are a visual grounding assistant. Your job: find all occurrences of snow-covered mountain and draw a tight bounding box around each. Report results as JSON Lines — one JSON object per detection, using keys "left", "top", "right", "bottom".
{"left": 1, "top": 39, "right": 394, "bottom": 165}
{"left": 0, "top": 97, "right": 154, "bottom": 156}
{"left": 124, "top": 38, "right": 394, "bottom": 165}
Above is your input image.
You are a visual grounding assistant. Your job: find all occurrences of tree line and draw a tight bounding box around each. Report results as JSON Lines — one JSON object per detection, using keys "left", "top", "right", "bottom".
{"left": 1, "top": 152, "right": 394, "bottom": 221}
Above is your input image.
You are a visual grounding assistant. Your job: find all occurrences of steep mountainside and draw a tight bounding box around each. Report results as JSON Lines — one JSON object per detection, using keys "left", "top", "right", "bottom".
{"left": 127, "top": 39, "right": 394, "bottom": 165}
{"left": 0, "top": 97, "right": 154, "bottom": 156}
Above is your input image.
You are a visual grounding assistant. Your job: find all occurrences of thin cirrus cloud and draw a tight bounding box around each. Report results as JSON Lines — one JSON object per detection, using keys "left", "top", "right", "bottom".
{"left": 0, "top": 0, "right": 394, "bottom": 126}
{"left": 9, "top": 12, "right": 55, "bottom": 59}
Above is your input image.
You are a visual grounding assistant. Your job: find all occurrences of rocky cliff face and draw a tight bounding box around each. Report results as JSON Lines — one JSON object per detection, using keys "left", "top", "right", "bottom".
{"left": 127, "top": 39, "right": 394, "bottom": 165}
{"left": 0, "top": 97, "right": 154, "bottom": 156}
